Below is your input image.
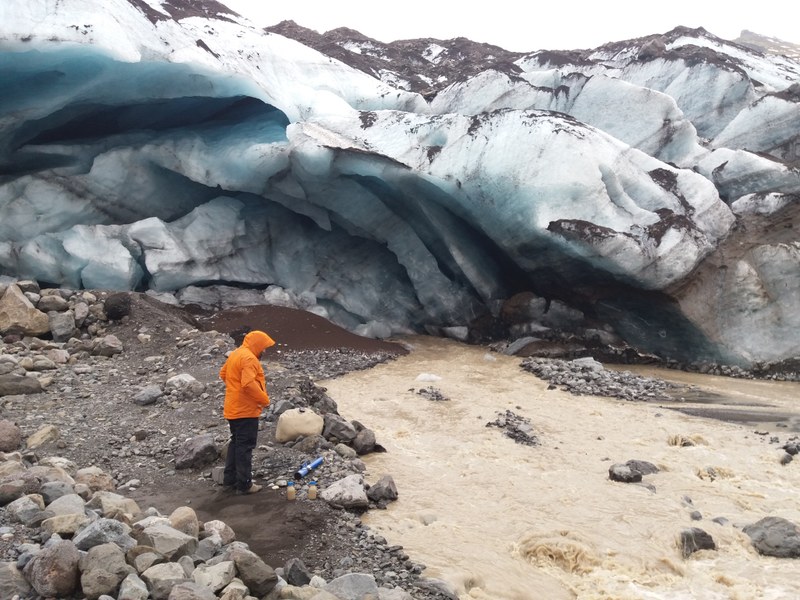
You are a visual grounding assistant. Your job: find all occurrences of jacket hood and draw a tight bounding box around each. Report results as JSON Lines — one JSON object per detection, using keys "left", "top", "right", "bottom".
{"left": 242, "top": 330, "right": 276, "bottom": 355}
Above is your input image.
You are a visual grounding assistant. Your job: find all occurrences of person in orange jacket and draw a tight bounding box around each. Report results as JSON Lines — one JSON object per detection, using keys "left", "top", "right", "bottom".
{"left": 219, "top": 330, "right": 276, "bottom": 494}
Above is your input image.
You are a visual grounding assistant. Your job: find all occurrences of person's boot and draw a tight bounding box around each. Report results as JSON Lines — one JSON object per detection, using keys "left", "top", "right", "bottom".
{"left": 237, "top": 483, "right": 262, "bottom": 495}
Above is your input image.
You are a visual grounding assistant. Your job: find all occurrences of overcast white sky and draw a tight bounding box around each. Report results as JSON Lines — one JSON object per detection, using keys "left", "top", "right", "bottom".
{"left": 222, "top": 1, "right": 796, "bottom": 52}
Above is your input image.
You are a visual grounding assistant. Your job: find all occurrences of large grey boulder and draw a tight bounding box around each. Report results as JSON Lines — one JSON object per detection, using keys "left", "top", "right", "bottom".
{"left": 174, "top": 434, "right": 218, "bottom": 470}
{"left": 141, "top": 562, "right": 188, "bottom": 600}
{"left": 226, "top": 545, "right": 278, "bottom": 597}
{"left": 168, "top": 581, "right": 218, "bottom": 600}
{"left": 0, "top": 374, "right": 43, "bottom": 396}
{"left": 118, "top": 572, "right": 149, "bottom": 600}
{"left": 679, "top": 527, "right": 716, "bottom": 558}
{"left": 323, "top": 573, "right": 380, "bottom": 600}
{"left": 320, "top": 474, "right": 369, "bottom": 509}
{"left": 191, "top": 560, "right": 235, "bottom": 593}
{"left": 73, "top": 518, "right": 134, "bottom": 551}
{"left": 367, "top": 474, "right": 399, "bottom": 503}
{"left": 0, "top": 560, "right": 31, "bottom": 598}
{"left": 23, "top": 538, "right": 80, "bottom": 598}
{"left": 323, "top": 414, "right": 358, "bottom": 443}
{"left": 135, "top": 523, "right": 198, "bottom": 560}
{"left": 49, "top": 310, "right": 77, "bottom": 342}
{"left": 79, "top": 542, "right": 135, "bottom": 600}
{"left": 743, "top": 516, "right": 800, "bottom": 558}
{"left": 0, "top": 419, "right": 22, "bottom": 452}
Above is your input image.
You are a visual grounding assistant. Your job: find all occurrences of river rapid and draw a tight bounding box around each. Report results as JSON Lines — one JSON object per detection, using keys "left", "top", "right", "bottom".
{"left": 321, "top": 336, "right": 800, "bottom": 600}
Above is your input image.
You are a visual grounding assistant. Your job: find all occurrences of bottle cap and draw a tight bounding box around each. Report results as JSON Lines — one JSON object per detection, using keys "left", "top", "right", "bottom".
{"left": 310, "top": 480, "right": 316, "bottom": 485}
{"left": 287, "top": 481, "right": 294, "bottom": 487}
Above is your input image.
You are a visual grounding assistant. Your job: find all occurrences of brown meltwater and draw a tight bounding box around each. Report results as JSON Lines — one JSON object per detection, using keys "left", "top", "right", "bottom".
{"left": 321, "top": 336, "right": 800, "bottom": 600}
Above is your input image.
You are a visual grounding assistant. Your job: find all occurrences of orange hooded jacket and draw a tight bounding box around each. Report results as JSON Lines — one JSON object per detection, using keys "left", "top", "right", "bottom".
{"left": 220, "top": 330, "right": 276, "bottom": 420}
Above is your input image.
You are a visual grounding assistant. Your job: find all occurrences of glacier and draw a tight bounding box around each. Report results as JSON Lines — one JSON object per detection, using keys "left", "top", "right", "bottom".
{"left": 0, "top": 0, "right": 798, "bottom": 367}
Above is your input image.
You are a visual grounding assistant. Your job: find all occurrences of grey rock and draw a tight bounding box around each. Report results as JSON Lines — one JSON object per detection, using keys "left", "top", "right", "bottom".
{"left": 118, "top": 572, "right": 149, "bottom": 600}
{"left": 227, "top": 545, "right": 278, "bottom": 596}
{"left": 367, "top": 474, "right": 399, "bottom": 503}
{"left": 320, "top": 474, "right": 369, "bottom": 509}
{"left": 0, "top": 560, "right": 31, "bottom": 599}
{"left": 284, "top": 557, "right": 312, "bottom": 586}
{"left": 0, "top": 374, "right": 43, "bottom": 396}
{"left": 743, "top": 516, "right": 800, "bottom": 558}
{"left": 608, "top": 464, "right": 642, "bottom": 483}
{"left": 0, "top": 419, "right": 22, "bottom": 452}
{"left": 79, "top": 542, "right": 134, "bottom": 600}
{"left": 92, "top": 335, "right": 124, "bottom": 357}
{"left": 73, "top": 518, "right": 131, "bottom": 551}
{"left": 48, "top": 310, "right": 76, "bottom": 342}
{"left": 133, "top": 385, "right": 163, "bottom": 406}
{"left": 168, "top": 581, "right": 218, "bottom": 600}
{"left": 136, "top": 522, "right": 198, "bottom": 560}
{"left": 141, "top": 562, "right": 189, "bottom": 600}
{"left": 23, "top": 539, "right": 80, "bottom": 597}
{"left": 352, "top": 427, "right": 377, "bottom": 455}
{"left": 39, "top": 481, "right": 75, "bottom": 505}
{"left": 324, "top": 572, "right": 380, "bottom": 600}
{"left": 625, "top": 459, "right": 659, "bottom": 476}
{"left": 680, "top": 527, "right": 716, "bottom": 558}
{"left": 323, "top": 414, "right": 358, "bottom": 443}
{"left": 174, "top": 434, "right": 219, "bottom": 470}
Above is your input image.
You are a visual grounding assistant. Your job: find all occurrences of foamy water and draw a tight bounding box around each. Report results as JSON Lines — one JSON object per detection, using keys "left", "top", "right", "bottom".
{"left": 321, "top": 336, "right": 800, "bottom": 600}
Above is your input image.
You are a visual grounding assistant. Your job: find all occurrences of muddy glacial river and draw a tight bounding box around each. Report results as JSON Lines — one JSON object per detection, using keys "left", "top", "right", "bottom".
{"left": 322, "top": 336, "right": 800, "bottom": 600}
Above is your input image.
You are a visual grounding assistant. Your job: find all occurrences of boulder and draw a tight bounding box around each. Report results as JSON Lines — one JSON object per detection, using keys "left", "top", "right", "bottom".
{"left": 79, "top": 542, "right": 134, "bottom": 600}
{"left": 743, "top": 516, "right": 800, "bottom": 558}
{"left": 75, "top": 466, "right": 116, "bottom": 492}
{"left": 276, "top": 408, "right": 325, "bottom": 443}
{"left": 323, "top": 414, "right": 358, "bottom": 443}
{"left": 86, "top": 491, "right": 142, "bottom": 519}
{"left": 73, "top": 518, "right": 134, "bottom": 551}
{"left": 0, "top": 419, "right": 22, "bottom": 452}
{"left": 0, "top": 560, "right": 31, "bottom": 599}
{"left": 46, "top": 493, "right": 86, "bottom": 516}
{"left": 320, "top": 474, "right": 369, "bottom": 509}
{"left": 168, "top": 581, "right": 218, "bottom": 600}
{"left": 23, "top": 539, "right": 80, "bottom": 598}
{"left": 323, "top": 573, "right": 380, "bottom": 600}
{"left": 226, "top": 545, "right": 278, "bottom": 596}
{"left": 104, "top": 293, "right": 132, "bottom": 320}
{"left": 118, "top": 572, "right": 149, "bottom": 600}
{"left": 49, "top": 310, "right": 77, "bottom": 342}
{"left": 679, "top": 527, "right": 716, "bottom": 558}
{"left": 26, "top": 424, "right": 59, "bottom": 449}
{"left": 608, "top": 464, "right": 643, "bottom": 483}
{"left": 92, "top": 334, "right": 124, "bottom": 357}
{"left": 203, "top": 520, "right": 235, "bottom": 545}
{"left": 0, "top": 284, "right": 50, "bottom": 336}
{"left": 367, "top": 474, "right": 399, "bottom": 503}
{"left": 141, "top": 562, "right": 188, "bottom": 600}
{"left": 174, "top": 434, "right": 218, "bottom": 470}
{"left": 38, "top": 294, "right": 69, "bottom": 312}
{"left": 191, "top": 560, "right": 235, "bottom": 592}
{"left": 168, "top": 506, "right": 200, "bottom": 539}
{"left": 284, "top": 557, "right": 312, "bottom": 587}
{"left": 165, "top": 373, "right": 205, "bottom": 398}
{"left": 135, "top": 523, "right": 198, "bottom": 560}
{"left": 352, "top": 427, "right": 378, "bottom": 455}
{"left": 133, "top": 385, "right": 163, "bottom": 406}
{"left": 0, "top": 374, "right": 43, "bottom": 396}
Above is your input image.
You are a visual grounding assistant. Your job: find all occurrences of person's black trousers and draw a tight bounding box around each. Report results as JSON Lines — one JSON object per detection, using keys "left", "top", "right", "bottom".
{"left": 223, "top": 417, "right": 259, "bottom": 491}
